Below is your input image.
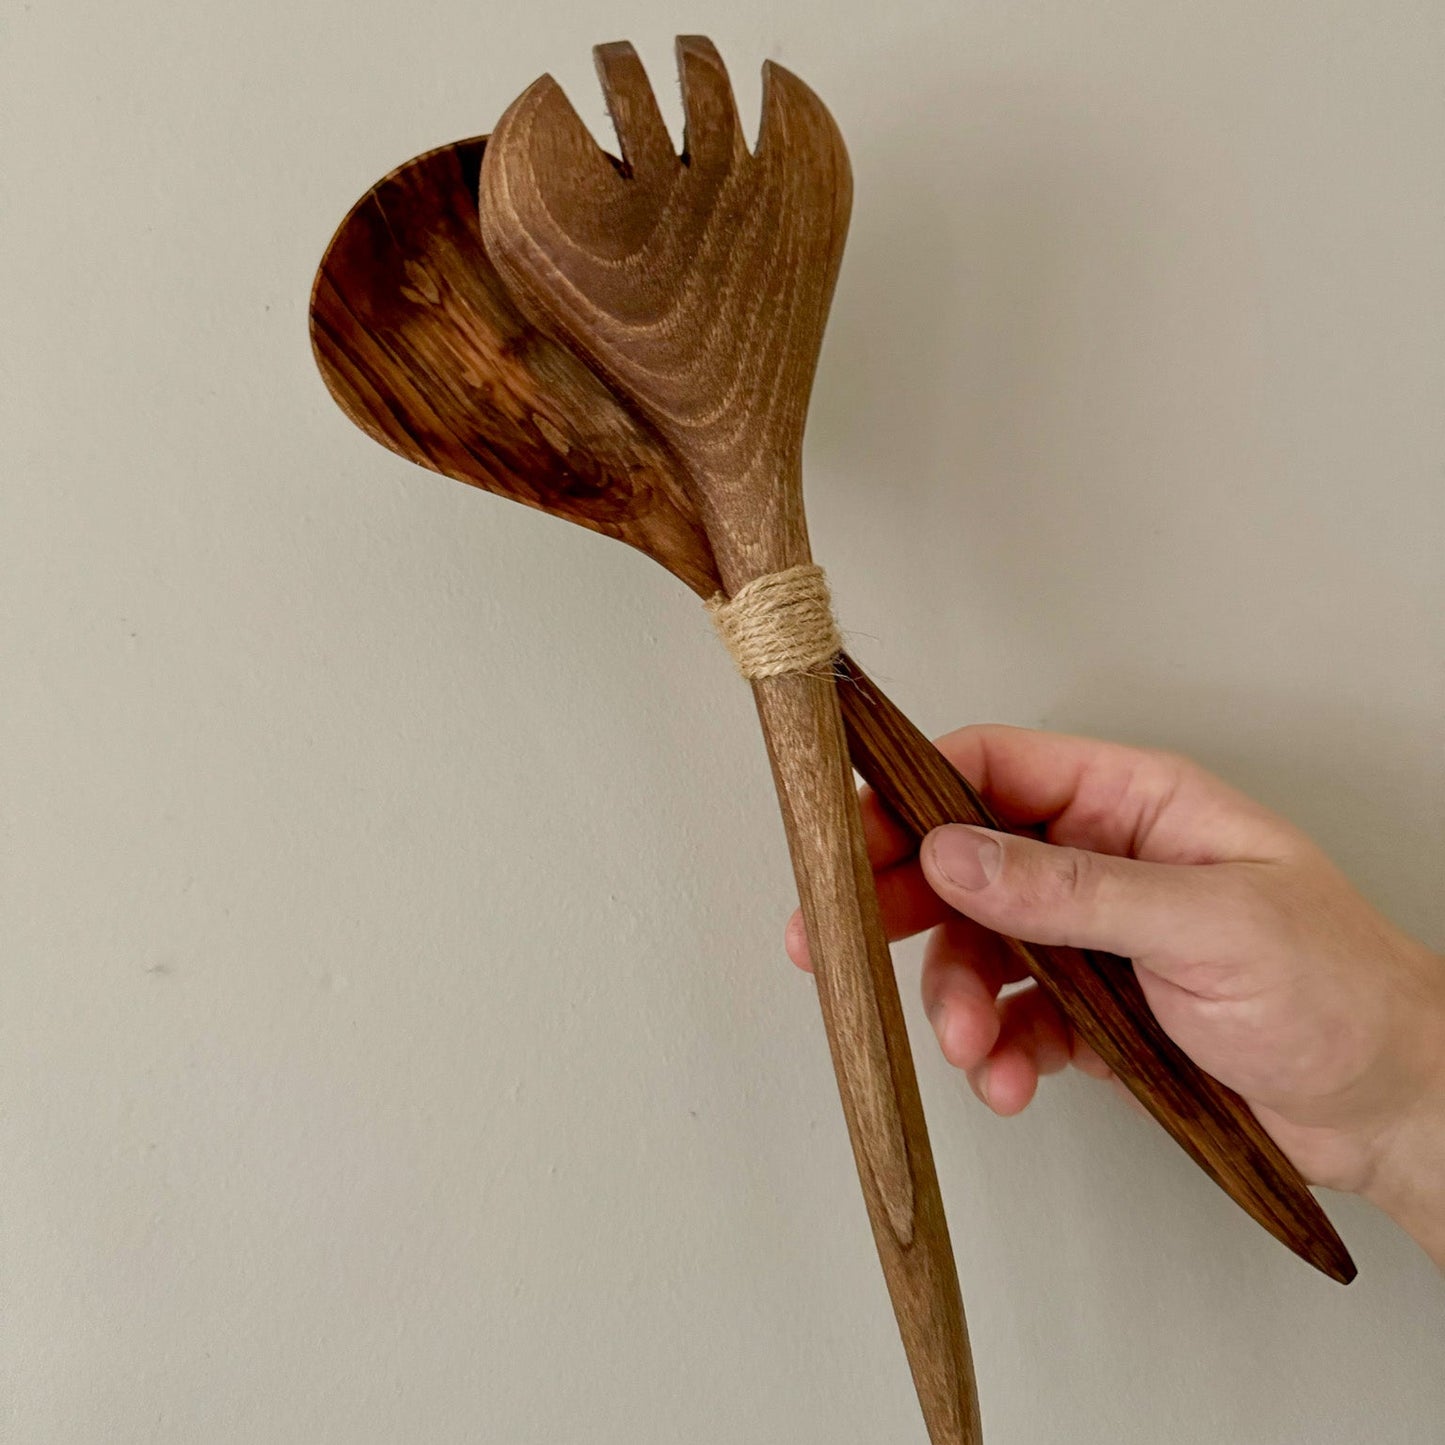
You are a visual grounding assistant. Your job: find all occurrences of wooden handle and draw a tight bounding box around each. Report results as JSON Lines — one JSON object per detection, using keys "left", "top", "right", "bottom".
{"left": 832, "top": 653, "right": 1356, "bottom": 1285}
{"left": 752, "top": 668, "right": 982, "bottom": 1445}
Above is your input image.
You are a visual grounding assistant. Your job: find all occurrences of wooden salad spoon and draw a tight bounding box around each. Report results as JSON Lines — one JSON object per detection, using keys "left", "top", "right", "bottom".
{"left": 309, "top": 83, "right": 1351, "bottom": 1315}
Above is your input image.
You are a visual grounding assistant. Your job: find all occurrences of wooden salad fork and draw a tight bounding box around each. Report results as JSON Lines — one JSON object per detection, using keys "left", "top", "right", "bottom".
{"left": 481, "top": 38, "right": 980, "bottom": 1442}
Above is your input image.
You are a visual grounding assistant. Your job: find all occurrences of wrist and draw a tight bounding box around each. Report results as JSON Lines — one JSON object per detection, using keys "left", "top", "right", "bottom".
{"left": 1360, "top": 950, "right": 1445, "bottom": 1268}
{"left": 1362, "top": 1093, "right": 1445, "bottom": 1269}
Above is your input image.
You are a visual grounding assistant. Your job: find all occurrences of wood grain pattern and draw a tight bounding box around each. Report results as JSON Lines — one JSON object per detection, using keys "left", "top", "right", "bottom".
{"left": 308, "top": 137, "right": 717, "bottom": 597}
{"left": 309, "top": 121, "right": 1355, "bottom": 1286}
{"left": 480, "top": 39, "right": 980, "bottom": 1444}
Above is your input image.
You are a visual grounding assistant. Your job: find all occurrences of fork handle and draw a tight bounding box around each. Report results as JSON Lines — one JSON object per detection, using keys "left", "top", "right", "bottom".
{"left": 751, "top": 667, "right": 983, "bottom": 1445}
{"left": 832, "top": 652, "right": 1356, "bottom": 1284}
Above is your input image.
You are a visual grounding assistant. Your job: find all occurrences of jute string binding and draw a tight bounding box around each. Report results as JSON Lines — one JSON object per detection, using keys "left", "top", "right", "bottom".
{"left": 706, "top": 563, "right": 842, "bottom": 680}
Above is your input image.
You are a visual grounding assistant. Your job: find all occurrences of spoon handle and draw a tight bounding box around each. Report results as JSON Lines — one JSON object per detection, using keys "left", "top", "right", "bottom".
{"left": 832, "top": 653, "right": 1356, "bottom": 1284}
{"left": 750, "top": 667, "right": 982, "bottom": 1445}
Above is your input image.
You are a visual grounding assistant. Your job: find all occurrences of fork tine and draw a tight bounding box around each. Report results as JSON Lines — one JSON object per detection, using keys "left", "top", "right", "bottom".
{"left": 594, "top": 41, "right": 677, "bottom": 175}
{"left": 506, "top": 74, "right": 621, "bottom": 190}
{"left": 757, "top": 60, "right": 827, "bottom": 154}
{"left": 675, "top": 35, "right": 746, "bottom": 168}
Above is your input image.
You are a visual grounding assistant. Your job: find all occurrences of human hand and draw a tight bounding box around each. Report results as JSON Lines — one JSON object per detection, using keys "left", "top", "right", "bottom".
{"left": 785, "top": 725, "right": 1445, "bottom": 1266}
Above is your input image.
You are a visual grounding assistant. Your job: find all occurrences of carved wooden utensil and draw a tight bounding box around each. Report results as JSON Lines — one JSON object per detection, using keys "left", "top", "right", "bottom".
{"left": 480, "top": 38, "right": 980, "bottom": 1444}
{"left": 309, "top": 127, "right": 1355, "bottom": 1288}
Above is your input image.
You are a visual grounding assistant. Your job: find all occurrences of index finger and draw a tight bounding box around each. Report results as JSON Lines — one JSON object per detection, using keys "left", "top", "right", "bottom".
{"left": 856, "top": 723, "right": 1092, "bottom": 870}
{"left": 851, "top": 725, "right": 1013, "bottom": 871}
{"left": 856, "top": 722, "right": 1293, "bottom": 869}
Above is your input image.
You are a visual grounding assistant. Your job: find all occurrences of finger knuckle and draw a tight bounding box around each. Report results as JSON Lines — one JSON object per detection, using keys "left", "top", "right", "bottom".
{"left": 1057, "top": 846, "right": 1098, "bottom": 900}
{"left": 1142, "top": 745, "right": 1194, "bottom": 778}
{"left": 1018, "top": 845, "right": 1099, "bottom": 914}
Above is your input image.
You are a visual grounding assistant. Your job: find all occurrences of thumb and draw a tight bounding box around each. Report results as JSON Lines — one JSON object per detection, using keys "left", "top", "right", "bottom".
{"left": 919, "top": 824, "right": 1243, "bottom": 969}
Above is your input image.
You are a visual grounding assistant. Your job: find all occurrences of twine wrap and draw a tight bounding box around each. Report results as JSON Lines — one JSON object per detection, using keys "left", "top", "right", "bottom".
{"left": 705, "top": 563, "right": 843, "bottom": 680}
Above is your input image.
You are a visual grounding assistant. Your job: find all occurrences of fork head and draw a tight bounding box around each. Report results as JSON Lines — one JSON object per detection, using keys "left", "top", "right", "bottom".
{"left": 480, "top": 37, "right": 853, "bottom": 584}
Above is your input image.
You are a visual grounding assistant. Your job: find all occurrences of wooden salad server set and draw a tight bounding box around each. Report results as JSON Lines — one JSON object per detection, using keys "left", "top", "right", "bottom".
{"left": 310, "top": 35, "right": 1353, "bottom": 1445}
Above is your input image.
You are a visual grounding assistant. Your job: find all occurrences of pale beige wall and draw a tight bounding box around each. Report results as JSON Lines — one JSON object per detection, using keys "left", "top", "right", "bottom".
{"left": 3, "top": 2, "right": 1442, "bottom": 1441}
